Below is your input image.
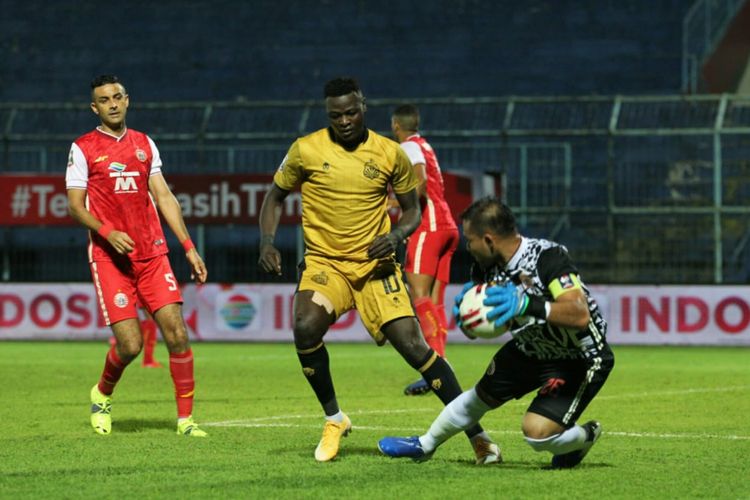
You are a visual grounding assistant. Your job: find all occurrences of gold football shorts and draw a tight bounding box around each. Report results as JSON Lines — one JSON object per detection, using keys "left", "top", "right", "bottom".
{"left": 298, "top": 254, "right": 415, "bottom": 344}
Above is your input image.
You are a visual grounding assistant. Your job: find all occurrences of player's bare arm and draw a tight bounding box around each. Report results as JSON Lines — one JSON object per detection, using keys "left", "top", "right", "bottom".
{"left": 367, "top": 187, "right": 421, "bottom": 259}
{"left": 148, "top": 173, "right": 207, "bottom": 284}
{"left": 258, "top": 183, "right": 289, "bottom": 275}
{"left": 67, "top": 188, "right": 135, "bottom": 254}
{"left": 546, "top": 286, "right": 590, "bottom": 329}
{"left": 390, "top": 163, "right": 427, "bottom": 208}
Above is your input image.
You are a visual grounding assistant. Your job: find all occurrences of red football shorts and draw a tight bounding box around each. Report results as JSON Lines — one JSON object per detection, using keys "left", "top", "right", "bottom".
{"left": 90, "top": 254, "right": 183, "bottom": 326}
{"left": 404, "top": 228, "right": 459, "bottom": 283}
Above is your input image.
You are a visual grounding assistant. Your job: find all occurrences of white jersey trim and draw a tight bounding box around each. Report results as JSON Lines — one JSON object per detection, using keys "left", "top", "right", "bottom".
{"left": 91, "top": 262, "right": 110, "bottom": 326}
{"left": 413, "top": 231, "right": 427, "bottom": 274}
{"left": 399, "top": 141, "right": 425, "bottom": 166}
{"left": 95, "top": 126, "right": 127, "bottom": 141}
{"left": 147, "top": 136, "right": 163, "bottom": 175}
{"left": 426, "top": 198, "right": 436, "bottom": 231}
{"left": 65, "top": 142, "right": 89, "bottom": 189}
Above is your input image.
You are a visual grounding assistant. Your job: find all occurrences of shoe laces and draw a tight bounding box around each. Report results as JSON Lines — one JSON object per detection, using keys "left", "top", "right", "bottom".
{"left": 91, "top": 400, "right": 111, "bottom": 415}
{"left": 179, "top": 417, "right": 194, "bottom": 428}
{"left": 322, "top": 419, "right": 346, "bottom": 440}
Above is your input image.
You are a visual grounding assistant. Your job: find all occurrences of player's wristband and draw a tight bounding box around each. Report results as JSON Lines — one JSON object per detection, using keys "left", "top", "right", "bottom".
{"left": 524, "top": 296, "right": 548, "bottom": 319}
{"left": 97, "top": 223, "right": 114, "bottom": 239}
{"left": 391, "top": 228, "right": 405, "bottom": 241}
{"left": 181, "top": 239, "right": 195, "bottom": 253}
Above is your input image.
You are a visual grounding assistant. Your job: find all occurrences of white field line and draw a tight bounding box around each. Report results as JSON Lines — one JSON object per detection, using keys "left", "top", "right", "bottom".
{"left": 596, "top": 385, "right": 750, "bottom": 400}
{"left": 204, "top": 386, "right": 750, "bottom": 441}
{"left": 203, "top": 419, "right": 750, "bottom": 441}
{"left": 210, "top": 407, "right": 436, "bottom": 425}
{"left": 211, "top": 384, "right": 750, "bottom": 427}
{"left": 605, "top": 430, "right": 750, "bottom": 441}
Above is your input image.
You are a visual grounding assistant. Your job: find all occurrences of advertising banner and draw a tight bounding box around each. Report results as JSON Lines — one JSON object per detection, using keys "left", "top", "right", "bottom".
{"left": 0, "top": 171, "right": 489, "bottom": 226}
{"left": 590, "top": 285, "right": 750, "bottom": 346}
{"left": 1, "top": 283, "right": 749, "bottom": 346}
{"left": 0, "top": 174, "right": 295, "bottom": 226}
{"left": 0, "top": 176, "right": 71, "bottom": 226}
{"left": 0, "top": 284, "right": 110, "bottom": 339}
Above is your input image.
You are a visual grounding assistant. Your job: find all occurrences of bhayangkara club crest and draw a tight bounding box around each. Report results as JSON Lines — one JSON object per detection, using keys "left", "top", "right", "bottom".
{"left": 312, "top": 271, "right": 328, "bottom": 285}
{"left": 363, "top": 159, "right": 381, "bottom": 180}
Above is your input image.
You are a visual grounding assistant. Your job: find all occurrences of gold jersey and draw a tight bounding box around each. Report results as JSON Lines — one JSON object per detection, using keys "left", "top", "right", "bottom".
{"left": 274, "top": 128, "right": 418, "bottom": 262}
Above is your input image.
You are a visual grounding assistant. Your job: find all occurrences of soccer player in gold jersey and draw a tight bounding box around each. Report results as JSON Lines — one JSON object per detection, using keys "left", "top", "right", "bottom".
{"left": 259, "top": 77, "right": 500, "bottom": 464}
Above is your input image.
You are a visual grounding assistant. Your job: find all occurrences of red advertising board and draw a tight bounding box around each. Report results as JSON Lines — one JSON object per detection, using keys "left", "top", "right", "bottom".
{"left": 0, "top": 174, "right": 297, "bottom": 225}
{"left": 0, "top": 172, "right": 486, "bottom": 226}
{"left": 0, "top": 176, "right": 71, "bottom": 225}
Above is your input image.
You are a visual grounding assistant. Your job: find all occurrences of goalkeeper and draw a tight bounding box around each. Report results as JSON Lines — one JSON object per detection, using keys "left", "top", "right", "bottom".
{"left": 379, "top": 197, "right": 614, "bottom": 468}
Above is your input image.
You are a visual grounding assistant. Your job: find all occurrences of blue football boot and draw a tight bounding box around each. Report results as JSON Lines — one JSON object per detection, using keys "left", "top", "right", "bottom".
{"left": 378, "top": 436, "right": 433, "bottom": 462}
{"left": 403, "top": 378, "right": 431, "bottom": 396}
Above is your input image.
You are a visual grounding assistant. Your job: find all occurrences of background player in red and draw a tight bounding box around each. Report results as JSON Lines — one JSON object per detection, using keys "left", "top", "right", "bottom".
{"left": 66, "top": 74, "right": 208, "bottom": 437}
{"left": 108, "top": 304, "right": 162, "bottom": 368}
{"left": 139, "top": 307, "right": 162, "bottom": 368}
{"left": 391, "top": 105, "right": 460, "bottom": 396}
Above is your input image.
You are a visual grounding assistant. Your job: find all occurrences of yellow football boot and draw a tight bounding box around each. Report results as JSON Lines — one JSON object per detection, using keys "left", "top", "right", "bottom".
{"left": 314, "top": 414, "right": 352, "bottom": 462}
{"left": 176, "top": 416, "right": 208, "bottom": 437}
{"left": 90, "top": 384, "right": 112, "bottom": 435}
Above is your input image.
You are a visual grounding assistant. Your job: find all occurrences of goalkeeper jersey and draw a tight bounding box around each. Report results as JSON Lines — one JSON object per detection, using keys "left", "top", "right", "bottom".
{"left": 472, "top": 236, "right": 608, "bottom": 361}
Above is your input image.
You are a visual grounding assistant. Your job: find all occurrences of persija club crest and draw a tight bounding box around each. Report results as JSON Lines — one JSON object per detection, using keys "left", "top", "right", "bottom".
{"left": 113, "top": 292, "right": 129, "bottom": 308}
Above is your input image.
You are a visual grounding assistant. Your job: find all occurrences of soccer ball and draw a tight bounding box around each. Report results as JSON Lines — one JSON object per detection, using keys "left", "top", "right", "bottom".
{"left": 458, "top": 283, "right": 509, "bottom": 339}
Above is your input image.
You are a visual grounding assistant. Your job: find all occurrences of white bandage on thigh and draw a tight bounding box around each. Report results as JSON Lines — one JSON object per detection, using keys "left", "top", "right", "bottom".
{"left": 311, "top": 291, "right": 334, "bottom": 315}
{"left": 524, "top": 425, "right": 587, "bottom": 454}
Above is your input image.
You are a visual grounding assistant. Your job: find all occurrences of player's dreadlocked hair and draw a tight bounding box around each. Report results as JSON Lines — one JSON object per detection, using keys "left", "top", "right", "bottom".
{"left": 461, "top": 196, "right": 517, "bottom": 237}
{"left": 90, "top": 74, "right": 124, "bottom": 90}
{"left": 324, "top": 77, "right": 362, "bottom": 98}
{"left": 392, "top": 104, "right": 420, "bottom": 131}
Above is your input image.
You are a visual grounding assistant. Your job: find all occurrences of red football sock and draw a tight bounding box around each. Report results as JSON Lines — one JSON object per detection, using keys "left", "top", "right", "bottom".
{"left": 141, "top": 318, "right": 158, "bottom": 365}
{"left": 415, "top": 297, "right": 445, "bottom": 357}
{"left": 97, "top": 346, "right": 130, "bottom": 396}
{"left": 435, "top": 301, "right": 448, "bottom": 358}
{"left": 433, "top": 281, "right": 448, "bottom": 357}
{"left": 169, "top": 349, "right": 195, "bottom": 418}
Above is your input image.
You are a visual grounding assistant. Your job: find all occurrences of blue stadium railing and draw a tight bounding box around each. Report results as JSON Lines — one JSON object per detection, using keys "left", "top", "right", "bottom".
{"left": 2, "top": 94, "right": 750, "bottom": 284}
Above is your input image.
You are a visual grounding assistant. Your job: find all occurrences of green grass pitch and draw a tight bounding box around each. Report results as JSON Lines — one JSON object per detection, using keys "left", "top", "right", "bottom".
{"left": 0, "top": 342, "right": 748, "bottom": 499}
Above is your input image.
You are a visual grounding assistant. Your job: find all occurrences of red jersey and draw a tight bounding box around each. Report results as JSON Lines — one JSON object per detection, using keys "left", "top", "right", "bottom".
{"left": 66, "top": 127, "right": 168, "bottom": 262}
{"left": 400, "top": 134, "right": 457, "bottom": 232}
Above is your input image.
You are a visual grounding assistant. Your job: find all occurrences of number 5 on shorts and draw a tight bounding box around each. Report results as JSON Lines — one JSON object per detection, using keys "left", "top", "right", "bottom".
{"left": 164, "top": 273, "right": 178, "bottom": 291}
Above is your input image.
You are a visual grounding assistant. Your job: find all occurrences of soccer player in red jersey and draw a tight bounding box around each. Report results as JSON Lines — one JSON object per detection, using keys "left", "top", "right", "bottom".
{"left": 108, "top": 305, "right": 162, "bottom": 368}
{"left": 391, "top": 105, "right": 460, "bottom": 396}
{"left": 66, "top": 75, "right": 207, "bottom": 437}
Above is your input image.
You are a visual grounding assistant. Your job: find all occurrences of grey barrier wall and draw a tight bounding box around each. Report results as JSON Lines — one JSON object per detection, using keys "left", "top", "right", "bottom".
{"left": 2, "top": 95, "right": 749, "bottom": 284}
